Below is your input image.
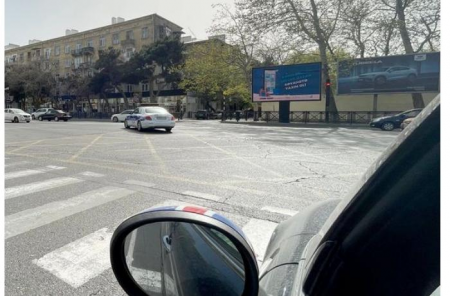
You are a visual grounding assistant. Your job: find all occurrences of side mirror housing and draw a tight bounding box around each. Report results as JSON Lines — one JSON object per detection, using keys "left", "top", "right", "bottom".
{"left": 110, "top": 205, "right": 259, "bottom": 296}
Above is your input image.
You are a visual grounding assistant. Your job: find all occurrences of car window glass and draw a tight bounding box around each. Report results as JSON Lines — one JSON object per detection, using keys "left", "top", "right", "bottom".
{"left": 5, "top": 110, "right": 8, "bottom": 113}
{"left": 133, "top": 108, "right": 139, "bottom": 114}
{"left": 144, "top": 108, "right": 168, "bottom": 114}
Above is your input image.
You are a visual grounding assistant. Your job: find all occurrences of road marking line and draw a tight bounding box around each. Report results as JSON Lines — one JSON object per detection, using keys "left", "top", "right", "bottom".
{"left": 262, "top": 206, "right": 298, "bottom": 216}
{"left": 124, "top": 180, "right": 156, "bottom": 188}
{"left": 33, "top": 228, "right": 113, "bottom": 288}
{"left": 145, "top": 136, "right": 168, "bottom": 174}
{"left": 5, "top": 161, "right": 29, "bottom": 167}
{"left": 5, "top": 187, "right": 134, "bottom": 239}
{"left": 69, "top": 134, "right": 104, "bottom": 161}
{"left": 5, "top": 177, "right": 83, "bottom": 200}
{"left": 5, "top": 165, "right": 66, "bottom": 180}
{"left": 79, "top": 171, "right": 105, "bottom": 177}
{"left": 187, "top": 134, "right": 284, "bottom": 178}
{"left": 242, "top": 219, "right": 278, "bottom": 265}
{"left": 8, "top": 139, "right": 44, "bottom": 153}
{"left": 182, "top": 191, "right": 222, "bottom": 201}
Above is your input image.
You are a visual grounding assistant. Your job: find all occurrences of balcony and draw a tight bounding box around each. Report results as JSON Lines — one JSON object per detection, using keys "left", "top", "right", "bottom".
{"left": 120, "top": 38, "right": 135, "bottom": 47}
{"left": 71, "top": 47, "right": 94, "bottom": 56}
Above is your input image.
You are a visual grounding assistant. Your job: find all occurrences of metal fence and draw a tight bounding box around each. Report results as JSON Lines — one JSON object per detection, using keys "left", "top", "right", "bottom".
{"left": 260, "top": 111, "right": 402, "bottom": 124}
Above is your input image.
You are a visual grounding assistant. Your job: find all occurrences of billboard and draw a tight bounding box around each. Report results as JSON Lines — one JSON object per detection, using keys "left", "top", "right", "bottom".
{"left": 337, "top": 52, "right": 440, "bottom": 95}
{"left": 252, "top": 62, "right": 322, "bottom": 102}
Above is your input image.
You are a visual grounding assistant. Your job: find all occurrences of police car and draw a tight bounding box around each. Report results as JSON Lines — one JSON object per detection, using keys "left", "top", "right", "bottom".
{"left": 124, "top": 106, "right": 176, "bottom": 132}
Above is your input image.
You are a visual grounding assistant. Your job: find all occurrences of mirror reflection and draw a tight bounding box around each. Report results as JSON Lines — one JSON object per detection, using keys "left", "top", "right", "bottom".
{"left": 124, "top": 222, "right": 245, "bottom": 296}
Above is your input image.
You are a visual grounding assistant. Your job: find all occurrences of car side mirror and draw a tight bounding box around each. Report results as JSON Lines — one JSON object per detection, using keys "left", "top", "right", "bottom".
{"left": 110, "top": 206, "right": 259, "bottom": 296}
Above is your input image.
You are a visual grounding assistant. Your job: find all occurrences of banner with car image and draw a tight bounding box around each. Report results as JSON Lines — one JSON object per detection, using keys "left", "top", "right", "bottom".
{"left": 337, "top": 52, "right": 440, "bottom": 95}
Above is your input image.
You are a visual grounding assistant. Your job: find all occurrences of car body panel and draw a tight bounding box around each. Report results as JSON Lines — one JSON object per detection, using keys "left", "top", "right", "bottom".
{"left": 5, "top": 108, "right": 31, "bottom": 122}
{"left": 39, "top": 110, "right": 72, "bottom": 121}
{"left": 32, "top": 108, "right": 54, "bottom": 119}
{"left": 125, "top": 107, "right": 175, "bottom": 130}
{"left": 111, "top": 110, "right": 134, "bottom": 122}
{"left": 358, "top": 66, "right": 417, "bottom": 84}
{"left": 369, "top": 108, "right": 422, "bottom": 129}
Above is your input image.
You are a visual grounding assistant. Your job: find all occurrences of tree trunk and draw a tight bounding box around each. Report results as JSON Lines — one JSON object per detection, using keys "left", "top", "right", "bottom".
{"left": 149, "top": 78, "right": 157, "bottom": 104}
{"left": 318, "top": 44, "right": 338, "bottom": 113}
{"left": 116, "top": 85, "right": 129, "bottom": 109}
{"left": 396, "top": 0, "right": 424, "bottom": 108}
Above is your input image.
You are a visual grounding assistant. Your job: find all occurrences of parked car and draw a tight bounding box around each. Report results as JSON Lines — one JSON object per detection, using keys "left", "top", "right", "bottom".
{"left": 111, "top": 110, "right": 134, "bottom": 122}
{"left": 5, "top": 108, "right": 31, "bottom": 123}
{"left": 358, "top": 66, "right": 418, "bottom": 86}
{"left": 31, "top": 108, "right": 55, "bottom": 120}
{"left": 111, "top": 95, "right": 440, "bottom": 296}
{"left": 195, "top": 110, "right": 209, "bottom": 120}
{"left": 124, "top": 107, "right": 175, "bottom": 132}
{"left": 400, "top": 117, "right": 414, "bottom": 130}
{"left": 37, "top": 110, "right": 72, "bottom": 121}
{"left": 370, "top": 108, "right": 422, "bottom": 131}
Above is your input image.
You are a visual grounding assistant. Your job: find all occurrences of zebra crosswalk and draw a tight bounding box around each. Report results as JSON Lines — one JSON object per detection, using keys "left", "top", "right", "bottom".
{"left": 4, "top": 162, "right": 300, "bottom": 294}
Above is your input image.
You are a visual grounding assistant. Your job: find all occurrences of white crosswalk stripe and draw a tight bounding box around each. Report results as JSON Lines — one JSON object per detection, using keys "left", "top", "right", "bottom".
{"left": 5, "top": 186, "right": 134, "bottom": 239}
{"left": 5, "top": 165, "right": 66, "bottom": 180}
{"left": 5, "top": 161, "right": 29, "bottom": 167}
{"left": 5, "top": 177, "right": 83, "bottom": 200}
{"left": 33, "top": 228, "right": 113, "bottom": 288}
{"left": 5, "top": 171, "right": 282, "bottom": 291}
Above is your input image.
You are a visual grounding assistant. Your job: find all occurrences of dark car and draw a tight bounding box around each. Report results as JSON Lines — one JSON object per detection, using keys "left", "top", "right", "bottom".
{"left": 370, "top": 108, "right": 422, "bottom": 131}
{"left": 111, "top": 96, "right": 440, "bottom": 296}
{"left": 195, "top": 110, "right": 215, "bottom": 120}
{"left": 37, "top": 109, "right": 72, "bottom": 122}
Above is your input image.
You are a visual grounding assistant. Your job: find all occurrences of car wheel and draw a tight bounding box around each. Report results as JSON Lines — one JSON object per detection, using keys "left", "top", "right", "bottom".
{"left": 407, "top": 74, "right": 417, "bottom": 83}
{"left": 32, "top": 115, "right": 35, "bottom": 120}
{"left": 63, "top": 119, "right": 68, "bottom": 122}
{"left": 165, "top": 128, "right": 173, "bottom": 133}
{"left": 27, "top": 121, "right": 30, "bottom": 123}
{"left": 137, "top": 121, "right": 143, "bottom": 132}
{"left": 381, "top": 122, "right": 395, "bottom": 131}
{"left": 113, "top": 117, "right": 118, "bottom": 122}
{"left": 13, "top": 117, "right": 19, "bottom": 123}
{"left": 55, "top": 117, "right": 59, "bottom": 122}
{"left": 375, "top": 76, "right": 386, "bottom": 85}
{"left": 38, "top": 117, "right": 43, "bottom": 121}
{"left": 124, "top": 120, "right": 130, "bottom": 129}
{"left": 48, "top": 119, "right": 51, "bottom": 121}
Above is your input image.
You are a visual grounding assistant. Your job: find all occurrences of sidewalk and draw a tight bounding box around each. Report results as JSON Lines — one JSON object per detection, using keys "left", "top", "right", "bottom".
{"left": 220, "top": 119, "right": 374, "bottom": 129}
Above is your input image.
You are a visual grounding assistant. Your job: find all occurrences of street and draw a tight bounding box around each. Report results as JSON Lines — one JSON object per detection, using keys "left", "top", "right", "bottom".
{"left": 4, "top": 120, "right": 398, "bottom": 295}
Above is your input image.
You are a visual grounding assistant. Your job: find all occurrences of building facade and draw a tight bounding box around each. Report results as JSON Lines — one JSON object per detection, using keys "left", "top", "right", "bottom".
{"left": 5, "top": 14, "right": 182, "bottom": 78}
{"left": 5, "top": 14, "right": 185, "bottom": 113}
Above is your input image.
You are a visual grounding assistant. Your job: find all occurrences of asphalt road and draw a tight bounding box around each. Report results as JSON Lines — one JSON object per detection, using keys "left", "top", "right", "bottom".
{"left": 4, "top": 119, "right": 399, "bottom": 295}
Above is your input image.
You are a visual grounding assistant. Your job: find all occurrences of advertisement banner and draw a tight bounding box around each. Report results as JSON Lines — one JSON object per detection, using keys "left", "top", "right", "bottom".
{"left": 337, "top": 52, "right": 440, "bottom": 95}
{"left": 252, "top": 62, "right": 322, "bottom": 102}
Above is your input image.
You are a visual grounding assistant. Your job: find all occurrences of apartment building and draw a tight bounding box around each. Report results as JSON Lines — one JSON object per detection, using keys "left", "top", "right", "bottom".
{"left": 5, "top": 14, "right": 183, "bottom": 79}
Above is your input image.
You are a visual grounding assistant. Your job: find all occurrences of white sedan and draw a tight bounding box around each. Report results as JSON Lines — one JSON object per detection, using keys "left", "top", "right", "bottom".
{"left": 5, "top": 108, "right": 31, "bottom": 123}
{"left": 111, "top": 110, "right": 134, "bottom": 122}
{"left": 124, "top": 107, "right": 175, "bottom": 132}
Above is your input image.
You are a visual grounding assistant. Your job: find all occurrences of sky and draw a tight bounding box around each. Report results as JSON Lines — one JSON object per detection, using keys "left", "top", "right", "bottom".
{"left": 5, "top": 0, "right": 235, "bottom": 46}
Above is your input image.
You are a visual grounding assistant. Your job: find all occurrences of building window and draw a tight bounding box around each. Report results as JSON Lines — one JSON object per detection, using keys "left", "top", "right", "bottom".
{"left": 55, "top": 45, "right": 60, "bottom": 56}
{"left": 65, "top": 45, "right": 70, "bottom": 54}
{"left": 74, "top": 57, "right": 83, "bottom": 68}
{"left": 44, "top": 48, "right": 51, "bottom": 59}
{"left": 19, "top": 53, "right": 24, "bottom": 62}
{"left": 142, "top": 83, "right": 149, "bottom": 92}
{"left": 142, "top": 27, "right": 149, "bottom": 39}
{"left": 35, "top": 49, "right": 41, "bottom": 57}
{"left": 99, "top": 36, "right": 106, "bottom": 47}
{"left": 65, "top": 72, "right": 70, "bottom": 78}
{"left": 125, "top": 48, "right": 134, "bottom": 59}
{"left": 126, "top": 30, "right": 134, "bottom": 40}
{"left": 113, "top": 33, "right": 120, "bottom": 44}
{"left": 87, "top": 40, "right": 94, "bottom": 47}
{"left": 75, "top": 43, "right": 82, "bottom": 53}
{"left": 65, "top": 59, "right": 71, "bottom": 68}
{"left": 44, "top": 62, "right": 50, "bottom": 70}
{"left": 127, "top": 84, "right": 133, "bottom": 92}
{"left": 27, "top": 52, "right": 31, "bottom": 60}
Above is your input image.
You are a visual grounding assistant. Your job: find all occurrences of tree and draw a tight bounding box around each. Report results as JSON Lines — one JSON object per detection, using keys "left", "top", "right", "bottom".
{"left": 5, "top": 63, "right": 56, "bottom": 109}
{"left": 380, "top": 0, "right": 440, "bottom": 108}
{"left": 125, "top": 36, "right": 185, "bottom": 103}
{"left": 238, "top": 0, "right": 343, "bottom": 112}
{"left": 94, "top": 47, "right": 130, "bottom": 109}
{"left": 180, "top": 40, "right": 249, "bottom": 110}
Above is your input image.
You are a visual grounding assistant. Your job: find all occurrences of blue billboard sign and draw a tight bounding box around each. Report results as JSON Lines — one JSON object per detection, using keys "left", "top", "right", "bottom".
{"left": 252, "top": 62, "right": 322, "bottom": 102}
{"left": 337, "top": 52, "right": 440, "bottom": 95}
